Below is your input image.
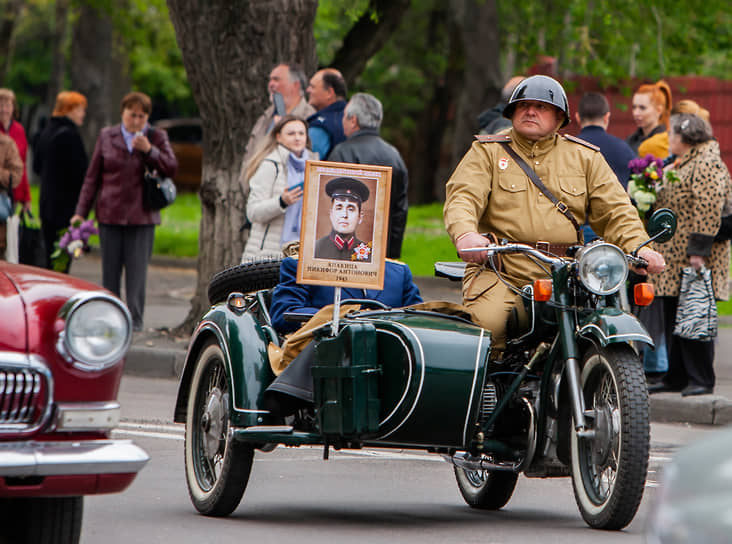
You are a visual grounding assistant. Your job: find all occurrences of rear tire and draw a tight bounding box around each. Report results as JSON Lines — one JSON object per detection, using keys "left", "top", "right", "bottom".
{"left": 185, "top": 341, "right": 254, "bottom": 516}
{"left": 1, "top": 496, "right": 83, "bottom": 543}
{"left": 454, "top": 465, "right": 518, "bottom": 510}
{"left": 207, "top": 259, "right": 282, "bottom": 305}
{"left": 570, "top": 344, "right": 649, "bottom": 530}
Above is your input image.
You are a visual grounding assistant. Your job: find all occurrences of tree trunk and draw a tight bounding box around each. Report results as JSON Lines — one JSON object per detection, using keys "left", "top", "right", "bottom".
{"left": 166, "top": 0, "right": 318, "bottom": 334}
{"left": 70, "top": 1, "right": 130, "bottom": 154}
{"left": 0, "top": 0, "right": 24, "bottom": 84}
{"left": 330, "top": 0, "right": 411, "bottom": 88}
{"left": 448, "top": 0, "right": 502, "bottom": 168}
{"left": 47, "top": 0, "right": 71, "bottom": 110}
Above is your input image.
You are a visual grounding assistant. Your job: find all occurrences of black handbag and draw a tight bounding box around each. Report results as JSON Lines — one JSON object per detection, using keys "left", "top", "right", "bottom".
{"left": 143, "top": 169, "right": 177, "bottom": 210}
{"left": 18, "top": 210, "right": 47, "bottom": 267}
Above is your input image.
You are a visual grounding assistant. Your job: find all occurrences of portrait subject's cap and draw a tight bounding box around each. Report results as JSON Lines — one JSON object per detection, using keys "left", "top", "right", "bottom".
{"left": 325, "top": 177, "right": 370, "bottom": 204}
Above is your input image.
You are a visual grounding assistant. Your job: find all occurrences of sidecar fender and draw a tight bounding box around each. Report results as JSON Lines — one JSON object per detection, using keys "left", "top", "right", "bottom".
{"left": 577, "top": 307, "right": 654, "bottom": 348}
{"left": 173, "top": 304, "right": 275, "bottom": 427}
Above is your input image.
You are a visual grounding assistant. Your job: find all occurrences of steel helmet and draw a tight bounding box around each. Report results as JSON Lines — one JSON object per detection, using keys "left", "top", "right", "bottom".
{"left": 502, "top": 75, "right": 570, "bottom": 127}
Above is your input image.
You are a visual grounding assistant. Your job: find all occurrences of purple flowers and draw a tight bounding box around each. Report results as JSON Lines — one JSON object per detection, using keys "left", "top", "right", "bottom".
{"left": 629, "top": 154, "right": 664, "bottom": 182}
{"left": 58, "top": 220, "right": 98, "bottom": 257}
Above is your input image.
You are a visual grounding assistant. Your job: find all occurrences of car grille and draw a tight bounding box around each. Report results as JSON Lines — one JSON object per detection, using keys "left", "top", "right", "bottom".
{"left": 0, "top": 366, "right": 50, "bottom": 433}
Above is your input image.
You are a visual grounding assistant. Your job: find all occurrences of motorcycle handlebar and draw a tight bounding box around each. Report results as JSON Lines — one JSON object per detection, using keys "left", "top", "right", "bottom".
{"left": 461, "top": 243, "right": 649, "bottom": 269}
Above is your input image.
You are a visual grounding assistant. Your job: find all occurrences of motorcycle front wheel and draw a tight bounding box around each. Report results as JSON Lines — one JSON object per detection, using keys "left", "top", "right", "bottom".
{"left": 185, "top": 341, "right": 254, "bottom": 516}
{"left": 570, "top": 344, "right": 649, "bottom": 530}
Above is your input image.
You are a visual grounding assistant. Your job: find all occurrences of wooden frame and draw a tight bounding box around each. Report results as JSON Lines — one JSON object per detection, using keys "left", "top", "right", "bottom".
{"left": 297, "top": 160, "right": 392, "bottom": 290}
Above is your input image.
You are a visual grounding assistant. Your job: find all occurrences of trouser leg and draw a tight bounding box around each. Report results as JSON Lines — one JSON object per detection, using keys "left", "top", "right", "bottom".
{"left": 41, "top": 221, "right": 57, "bottom": 269}
{"left": 0, "top": 220, "right": 6, "bottom": 259}
{"left": 121, "top": 225, "right": 155, "bottom": 331}
{"left": 462, "top": 269, "right": 520, "bottom": 353}
{"left": 98, "top": 224, "right": 124, "bottom": 298}
{"left": 678, "top": 338, "right": 715, "bottom": 389}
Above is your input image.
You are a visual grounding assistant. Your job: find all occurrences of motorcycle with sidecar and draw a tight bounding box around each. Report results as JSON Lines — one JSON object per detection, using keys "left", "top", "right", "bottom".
{"left": 173, "top": 209, "right": 676, "bottom": 530}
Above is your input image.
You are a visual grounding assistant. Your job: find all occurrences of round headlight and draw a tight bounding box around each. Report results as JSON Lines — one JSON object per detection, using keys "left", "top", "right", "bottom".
{"left": 58, "top": 293, "right": 132, "bottom": 371}
{"left": 577, "top": 243, "right": 628, "bottom": 295}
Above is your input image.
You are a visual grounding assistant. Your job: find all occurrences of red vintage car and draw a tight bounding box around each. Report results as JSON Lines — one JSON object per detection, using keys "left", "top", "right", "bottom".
{"left": 0, "top": 262, "right": 148, "bottom": 543}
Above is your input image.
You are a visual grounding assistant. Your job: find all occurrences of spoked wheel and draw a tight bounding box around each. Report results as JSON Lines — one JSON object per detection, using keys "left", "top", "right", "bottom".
{"left": 185, "top": 341, "right": 254, "bottom": 516}
{"left": 454, "top": 464, "right": 518, "bottom": 510}
{"left": 570, "top": 344, "right": 649, "bottom": 530}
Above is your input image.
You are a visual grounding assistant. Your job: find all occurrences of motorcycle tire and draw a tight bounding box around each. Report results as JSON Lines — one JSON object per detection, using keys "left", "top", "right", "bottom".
{"left": 453, "top": 465, "right": 518, "bottom": 510}
{"left": 0, "top": 496, "right": 83, "bottom": 544}
{"left": 570, "top": 343, "right": 649, "bottom": 530}
{"left": 207, "top": 258, "right": 282, "bottom": 305}
{"left": 185, "top": 341, "right": 254, "bottom": 516}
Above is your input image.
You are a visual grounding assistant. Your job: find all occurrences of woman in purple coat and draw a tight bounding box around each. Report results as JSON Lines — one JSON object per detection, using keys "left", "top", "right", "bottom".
{"left": 71, "top": 92, "right": 177, "bottom": 331}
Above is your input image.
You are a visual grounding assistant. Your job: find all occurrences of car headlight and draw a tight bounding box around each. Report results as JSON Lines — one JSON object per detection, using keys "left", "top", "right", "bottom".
{"left": 576, "top": 242, "right": 628, "bottom": 295}
{"left": 57, "top": 292, "right": 132, "bottom": 371}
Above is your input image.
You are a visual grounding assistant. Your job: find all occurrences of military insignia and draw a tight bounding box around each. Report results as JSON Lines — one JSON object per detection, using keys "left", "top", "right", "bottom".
{"left": 498, "top": 157, "right": 509, "bottom": 170}
{"left": 352, "top": 242, "right": 372, "bottom": 261}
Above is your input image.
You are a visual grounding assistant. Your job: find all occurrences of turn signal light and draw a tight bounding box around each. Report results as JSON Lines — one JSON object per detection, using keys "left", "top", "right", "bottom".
{"left": 634, "top": 283, "right": 655, "bottom": 306}
{"left": 533, "top": 279, "right": 553, "bottom": 301}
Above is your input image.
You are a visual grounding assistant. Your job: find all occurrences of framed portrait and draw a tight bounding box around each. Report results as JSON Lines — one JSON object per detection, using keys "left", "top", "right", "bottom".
{"left": 297, "top": 160, "right": 392, "bottom": 290}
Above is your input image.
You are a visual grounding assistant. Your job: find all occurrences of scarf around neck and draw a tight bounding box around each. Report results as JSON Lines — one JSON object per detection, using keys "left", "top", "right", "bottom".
{"left": 281, "top": 149, "right": 310, "bottom": 245}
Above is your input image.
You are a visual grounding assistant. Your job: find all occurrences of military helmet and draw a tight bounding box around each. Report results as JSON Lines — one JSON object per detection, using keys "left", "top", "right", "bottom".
{"left": 502, "top": 75, "right": 570, "bottom": 127}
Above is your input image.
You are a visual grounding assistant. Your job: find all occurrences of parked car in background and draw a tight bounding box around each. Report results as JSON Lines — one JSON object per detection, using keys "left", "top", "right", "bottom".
{"left": 0, "top": 261, "right": 148, "bottom": 544}
{"left": 154, "top": 118, "right": 202, "bottom": 191}
{"left": 646, "top": 426, "right": 732, "bottom": 543}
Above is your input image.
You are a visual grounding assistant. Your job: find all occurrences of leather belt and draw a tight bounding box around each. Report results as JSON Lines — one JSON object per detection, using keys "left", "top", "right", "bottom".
{"left": 534, "top": 241, "right": 573, "bottom": 256}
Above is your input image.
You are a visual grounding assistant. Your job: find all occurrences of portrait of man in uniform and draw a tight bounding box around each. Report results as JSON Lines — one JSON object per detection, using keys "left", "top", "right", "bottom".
{"left": 314, "top": 177, "right": 372, "bottom": 262}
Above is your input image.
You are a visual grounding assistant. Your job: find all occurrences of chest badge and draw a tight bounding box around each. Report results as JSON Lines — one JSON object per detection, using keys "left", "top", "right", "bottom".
{"left": 498, "top": 157, "right": 509, "bottom": 170}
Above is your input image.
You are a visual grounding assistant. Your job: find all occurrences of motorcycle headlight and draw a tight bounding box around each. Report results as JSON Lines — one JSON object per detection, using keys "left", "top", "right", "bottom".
{"left": 57, "top": 292, "right": 132, "bottom": 371}
{"left": 577, "top": 243, "right": 628, "bottom": 296}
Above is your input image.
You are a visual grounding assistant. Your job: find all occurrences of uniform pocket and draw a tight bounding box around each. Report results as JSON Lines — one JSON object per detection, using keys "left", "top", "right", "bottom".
{"left": 558, "top": 176, "right": 587, "bottom": 198}
{"left": 497, "top": 173, "right": 528, "bottom": 193}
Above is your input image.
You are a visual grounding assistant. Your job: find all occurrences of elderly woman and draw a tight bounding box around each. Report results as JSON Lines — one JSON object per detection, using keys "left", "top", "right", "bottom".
{"left": 33, "top": 91, "right": 89, "bottom": 269}
{"left": 649, "top": 113, "right": 731, "bottom": 396}
{"left": 0, "top": 88, "right": 30, "bottom": 212}
{"left": 71, "top": 91, "right": 177, "bottom": 331}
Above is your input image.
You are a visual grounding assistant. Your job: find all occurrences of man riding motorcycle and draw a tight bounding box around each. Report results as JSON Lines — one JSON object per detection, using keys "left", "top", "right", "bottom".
{"left": 444, "top": 75, "right": 665, "bottom": 351}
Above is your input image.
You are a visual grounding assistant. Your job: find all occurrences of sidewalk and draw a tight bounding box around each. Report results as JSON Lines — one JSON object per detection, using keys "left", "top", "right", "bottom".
{"left": 69, "top": 253, "right": 732, "bottom": 425}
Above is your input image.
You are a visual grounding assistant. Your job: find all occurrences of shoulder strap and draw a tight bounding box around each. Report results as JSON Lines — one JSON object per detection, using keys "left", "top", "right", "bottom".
{"left": 263, "top": 158, "right": 280, "bottom": 177}
{"left": 499, "top": 141, "right": 582, "bottom": 242}
{"left": 475, "top": 134, "right": 511, "bottom": 143}
{"left": 563, "top": 133, "right": 600, "bottom": 151}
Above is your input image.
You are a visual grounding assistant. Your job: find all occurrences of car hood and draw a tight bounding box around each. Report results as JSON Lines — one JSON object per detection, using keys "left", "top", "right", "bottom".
{"left": 0, "top": 262, "right": 107, "bottom": 353}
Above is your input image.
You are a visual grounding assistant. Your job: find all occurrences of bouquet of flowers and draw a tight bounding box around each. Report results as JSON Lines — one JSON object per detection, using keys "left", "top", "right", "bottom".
{"left": 50, "top": 219, "right": 98, "bottom": 272}
{"left": 627, "top": 154, "right": 679, "bottom": 217}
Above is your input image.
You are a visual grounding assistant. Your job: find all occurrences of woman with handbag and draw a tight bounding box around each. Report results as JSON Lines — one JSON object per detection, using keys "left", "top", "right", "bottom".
{"left": 0, "top": 89, "right": 30, "bottom": 214}
{"left": 33, "top": 91, "right": 89, "bottom": 270}
{"left": 241, "top": 115, "right": 314, "bottom": 261}
{"left": 0, "top": 132, "right": 22, "bottom": 259}
{"left": 648, "top": 113, "right": 732, "bottom": 396}
{"left": 70, "top": 91, "right": 177, "bottom": 331}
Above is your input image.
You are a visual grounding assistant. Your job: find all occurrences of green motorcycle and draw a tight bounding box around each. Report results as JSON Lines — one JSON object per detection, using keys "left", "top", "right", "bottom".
{"left": 173, "top": 209, "right": 675, "bottom": 531}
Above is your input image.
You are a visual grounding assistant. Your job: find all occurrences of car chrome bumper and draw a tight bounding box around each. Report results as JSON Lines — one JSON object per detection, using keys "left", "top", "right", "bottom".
{"left": 0, "top": 439, "right": 149, "bottom": 477}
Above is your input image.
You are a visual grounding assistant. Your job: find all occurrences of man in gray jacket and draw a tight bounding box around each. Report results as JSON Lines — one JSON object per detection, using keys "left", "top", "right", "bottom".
{"left": 328, "top": 93, "right": 408, "bottom": 259}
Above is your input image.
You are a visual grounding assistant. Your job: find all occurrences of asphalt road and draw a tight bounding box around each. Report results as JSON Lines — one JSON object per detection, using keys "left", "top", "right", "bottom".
{"left": 79, "top": 376, "right": 718, "bottom": 544}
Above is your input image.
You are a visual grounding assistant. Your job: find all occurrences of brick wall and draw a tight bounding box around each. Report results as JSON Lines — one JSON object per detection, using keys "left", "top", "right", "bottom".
{"left": 563, "top": 76, "right": 732, "bottom": 168}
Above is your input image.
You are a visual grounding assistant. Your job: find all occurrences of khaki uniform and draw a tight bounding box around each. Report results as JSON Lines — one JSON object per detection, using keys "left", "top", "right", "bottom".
{"left": 444, "top": 129, "right": 649, "bottom": 349}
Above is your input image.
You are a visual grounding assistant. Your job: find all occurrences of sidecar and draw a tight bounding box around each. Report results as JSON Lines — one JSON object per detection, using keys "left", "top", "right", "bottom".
{"left": 173, "top": 260, "right": 496, "bottom": 517}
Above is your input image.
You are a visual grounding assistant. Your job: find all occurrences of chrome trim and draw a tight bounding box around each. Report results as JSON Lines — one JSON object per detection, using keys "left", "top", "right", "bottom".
{"left": 0, "top": 439, "right": 149, "bottom": 477}
{"left": 55, "top": 401, "right": 121, "bottom": 431}
{"left": 56, "top": 291, "right": 132, "bottom": 371}
{"left": 578, "top": 323, "right": 653, "bottom": 346}
{"left": 0, "top": 353, "right": 54, "bottom": 436}
{"left": 462, "top": 329, "right": 486, "bottom": 447}
{"left": 370, "top": 321, "right": 425, "bottom": 440}
{"left": 376, "top": 330, "right": 413, "bottom": 426}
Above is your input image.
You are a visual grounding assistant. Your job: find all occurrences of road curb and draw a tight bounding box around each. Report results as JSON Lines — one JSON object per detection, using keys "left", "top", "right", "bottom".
{"left": 125, "top": 345, "right": 185, "bottom": 379}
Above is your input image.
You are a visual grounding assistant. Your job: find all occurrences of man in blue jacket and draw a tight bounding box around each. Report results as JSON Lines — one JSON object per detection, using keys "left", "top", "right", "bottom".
{"left": 270, "top": 253, "right": 423, "bottom": 334}
{"left": 306, "top": 68, "right": 347, "bottom": 159}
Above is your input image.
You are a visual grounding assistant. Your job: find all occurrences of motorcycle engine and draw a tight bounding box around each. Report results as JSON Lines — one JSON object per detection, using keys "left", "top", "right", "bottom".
{"left": 478, "top": 381, "right": 499, "bottom": 425}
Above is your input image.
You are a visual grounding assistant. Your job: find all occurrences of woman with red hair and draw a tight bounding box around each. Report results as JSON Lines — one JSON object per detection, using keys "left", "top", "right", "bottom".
{"left": 626, "top": 80, "right": 673, "bottom": 158}
{"left": 33, "top": 91, "right": 89, "bottom": 270}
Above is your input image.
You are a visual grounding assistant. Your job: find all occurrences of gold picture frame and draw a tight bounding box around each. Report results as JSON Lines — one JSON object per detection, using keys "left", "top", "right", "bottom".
{"left": 297, "top": 160, "right": 392, "bottom": 290}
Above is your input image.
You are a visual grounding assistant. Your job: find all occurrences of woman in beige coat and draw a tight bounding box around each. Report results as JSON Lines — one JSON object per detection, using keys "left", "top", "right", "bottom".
{"left": 241, "top": 115, "right": 314, "bottom": 261}
{"left": 649, "top": 113, "right": 731, "bottom": 396}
